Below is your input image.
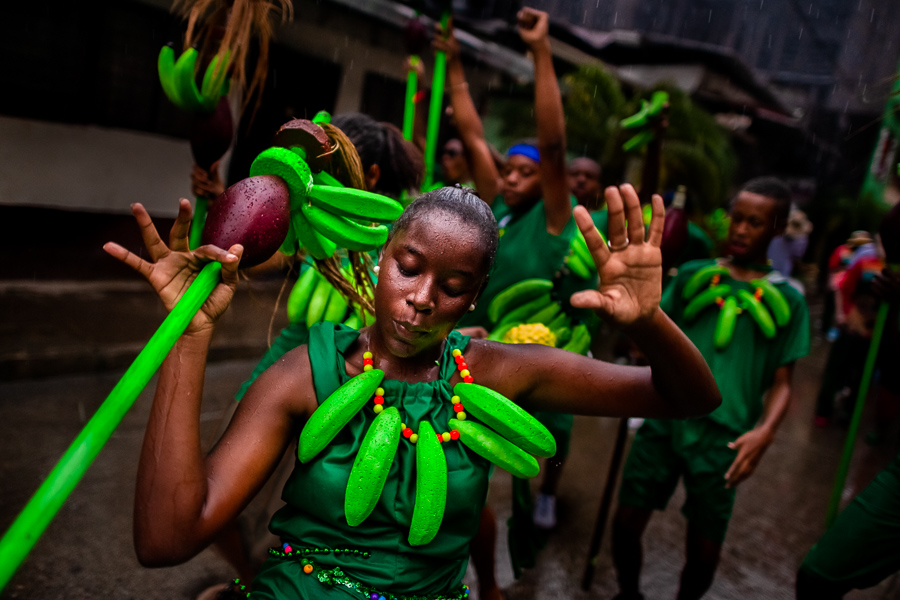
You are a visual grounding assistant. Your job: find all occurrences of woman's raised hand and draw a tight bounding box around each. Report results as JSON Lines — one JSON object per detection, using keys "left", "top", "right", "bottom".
{"left": 103, "top": 199, "right": 242, "bottom": 334}
{"left": 570, "top": 184, "right": 664, "bottom": 328}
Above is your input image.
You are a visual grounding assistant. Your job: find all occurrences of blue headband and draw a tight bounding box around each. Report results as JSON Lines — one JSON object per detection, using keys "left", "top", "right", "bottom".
{"left": 507, "top": 144, "right": 540, "bottom": 163}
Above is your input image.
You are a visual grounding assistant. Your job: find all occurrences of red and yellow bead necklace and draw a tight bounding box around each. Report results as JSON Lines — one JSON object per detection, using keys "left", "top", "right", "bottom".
{"left": 361, "top": 347, "right": 473, "bottom": 445}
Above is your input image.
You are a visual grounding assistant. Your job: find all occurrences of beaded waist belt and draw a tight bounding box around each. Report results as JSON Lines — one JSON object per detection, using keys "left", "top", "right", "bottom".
{"left": 266, "top": 544, "right": 471, "bottom": 600}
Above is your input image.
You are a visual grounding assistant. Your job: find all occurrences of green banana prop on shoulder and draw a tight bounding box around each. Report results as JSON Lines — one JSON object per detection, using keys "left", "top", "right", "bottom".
{"left": 680, "top": 264, "right": 793, "bottom": 349}
{"left": 682, "top": 264, "right": 730, "bottom": 299}
{"left": 454, "top": 384, "right": 556, "bottom": 458}
{"left": 751, "top": 278, "right": 791, "bottom": 327}
{"left": 736, "top": 289, "right": 776, "bottom": 339}
{"left": 449, "top": 419, "right": 539, "bottom": 479}
{"left": 345, "top": 407, "right": 402, "bottom": 527}
{"left": 684, "top": 284, "right": 731, "bottom": 321}
{"left": 409, "top": 421, "right": 447, "bottom": 546}
{"left": 715, "top": 296, "right": 739, "bottom": 350}
{"left": 298, "top": 369, "right": 385, "bottom": 463}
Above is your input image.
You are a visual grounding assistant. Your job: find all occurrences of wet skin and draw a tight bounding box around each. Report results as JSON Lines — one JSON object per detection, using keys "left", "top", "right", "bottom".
{"left": 501, "top": 154, "right": 542, "bottom": 210}
{"left": 369, "top": 213, "right": 488, "bottom": 367}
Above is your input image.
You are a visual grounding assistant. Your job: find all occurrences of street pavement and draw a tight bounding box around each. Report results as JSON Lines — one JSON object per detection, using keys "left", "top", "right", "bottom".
{"left": 1, "top": 279, "right": 898, "bottom": 599}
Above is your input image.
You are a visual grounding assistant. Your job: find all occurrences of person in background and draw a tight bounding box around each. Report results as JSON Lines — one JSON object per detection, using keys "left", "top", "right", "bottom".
{"left": 797, "top": 267, "right": 900, "bottom": 599}
{"left": 768, "top": 207, "right": 812, "bottom": 293}
{"left": 568, "top": 157, "right": 603, "bottom": 210}
{"left": 612, "top": 177, "right": 810, "bottom": 600}
{"left": 434, "top": 8, "right": 573, "bottom": 596}
{"left": 815, "top": 233, "right": 885, "bottom": 427}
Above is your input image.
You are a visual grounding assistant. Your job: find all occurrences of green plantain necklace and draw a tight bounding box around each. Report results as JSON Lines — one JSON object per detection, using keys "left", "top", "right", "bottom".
{"left": 297, "top": 337, "right": 556, "bottom": 546}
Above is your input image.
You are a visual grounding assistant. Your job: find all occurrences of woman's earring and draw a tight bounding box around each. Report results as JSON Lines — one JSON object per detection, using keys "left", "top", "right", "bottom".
{"left": 373, "top": 265, "right": 381, "bottom": 274}
{"left": 468, "top": 304, "right": 476, "bottom": 312}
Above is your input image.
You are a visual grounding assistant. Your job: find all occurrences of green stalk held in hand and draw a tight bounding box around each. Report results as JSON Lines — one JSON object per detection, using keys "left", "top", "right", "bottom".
{"left": 0, "top": 262, "right": 222, "bottom": 591}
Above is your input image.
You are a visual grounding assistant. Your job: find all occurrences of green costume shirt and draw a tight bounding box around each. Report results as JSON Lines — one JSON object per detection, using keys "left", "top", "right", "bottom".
{"left": 457, "top": 197, "right": 575, "bottom": 329}
{"left": 251, "top": 323, "right": 489, "bottom": 599}
{"left": 661, "top": 259, "right": 810, "bottom": 434}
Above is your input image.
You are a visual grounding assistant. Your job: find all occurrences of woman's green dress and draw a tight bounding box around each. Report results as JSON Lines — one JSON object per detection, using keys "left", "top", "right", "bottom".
{"left": 251, "top": 323, "right": 490, "bottom": 599}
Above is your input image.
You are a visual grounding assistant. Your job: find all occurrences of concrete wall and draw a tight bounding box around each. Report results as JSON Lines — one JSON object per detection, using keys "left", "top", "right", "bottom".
{"left": 0, "top": 115, "right": 199, "bottom": 216}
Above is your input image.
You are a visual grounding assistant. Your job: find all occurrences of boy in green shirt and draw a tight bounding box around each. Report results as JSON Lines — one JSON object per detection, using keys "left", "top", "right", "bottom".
{"left": 612, "top": 177, "right": 811, "bottom": 600}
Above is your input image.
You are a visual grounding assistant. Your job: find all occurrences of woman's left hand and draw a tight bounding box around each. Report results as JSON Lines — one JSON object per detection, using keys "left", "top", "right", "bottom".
{"left": 570, "top": 184, "right": 664, "bottom": 329}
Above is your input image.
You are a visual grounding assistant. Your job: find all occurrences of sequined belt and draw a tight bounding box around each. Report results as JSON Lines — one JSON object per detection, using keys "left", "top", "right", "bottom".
{"left": 267, "top": 544, "right": 471, "bottom": 600}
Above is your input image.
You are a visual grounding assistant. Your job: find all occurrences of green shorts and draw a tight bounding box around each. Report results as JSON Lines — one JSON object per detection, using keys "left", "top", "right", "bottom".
{"left": 618, "top": 418, "right": 738, "bottom": 543}
{"left": 533, "top": 411, "right": 574, "bottom": 459}
{"left": 799, "top": 453, "right": 900, "bottom": 593}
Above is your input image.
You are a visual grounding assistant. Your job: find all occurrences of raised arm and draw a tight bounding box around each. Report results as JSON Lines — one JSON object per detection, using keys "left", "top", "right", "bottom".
{"left": 518, "top": 8, "right": 570, "bottom": 234}
{"left": 476, "top": 185, "right": 720, "bottom": 418}
{"left": 434, "top": 20, "right": 502, "bottom": 202}
{"left": 105, "top": 201, "right": 315, "bottom": 565}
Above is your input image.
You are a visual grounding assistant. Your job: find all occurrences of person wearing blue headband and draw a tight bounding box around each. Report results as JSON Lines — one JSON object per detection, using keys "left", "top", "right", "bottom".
{"left": 434, "top": 8, "right": 580, "bottom": 597}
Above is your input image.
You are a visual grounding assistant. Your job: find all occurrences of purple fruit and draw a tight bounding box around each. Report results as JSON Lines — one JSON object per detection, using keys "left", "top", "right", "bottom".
{"left": 190, "top": 97, "right": 234, "bottom": 171}
{"left": 404, "top": 17, "right": 429, "bottom": 56}
{"left": 201, "top": 175, "right": 290, "bottom": 268}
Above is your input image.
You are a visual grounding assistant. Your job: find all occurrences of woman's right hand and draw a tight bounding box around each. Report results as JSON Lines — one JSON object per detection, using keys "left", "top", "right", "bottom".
{"left": 103, "top": 199, "right": 242, "bottom": 335}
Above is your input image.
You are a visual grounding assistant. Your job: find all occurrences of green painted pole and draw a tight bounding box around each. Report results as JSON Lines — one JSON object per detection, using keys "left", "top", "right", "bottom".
{"left": 403, "top": 56, "right": 419, "bottom": 142}
{"left": 825, "top": 300, "right": 890, "bottom": 527}
{"left": 423, "top": 13, "right": 450, "bottom": 190}
{"left": 0, "top": 261, "right": 222, "bottom": 591}
{"left": 189, "top": 196, "right": 209, "bottom": 250}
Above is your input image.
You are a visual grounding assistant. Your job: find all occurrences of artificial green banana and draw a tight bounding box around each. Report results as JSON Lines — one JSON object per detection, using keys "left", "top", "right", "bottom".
{"left": 345, "top": 407, "right": 402, "bottom": 526}
{"left": 496, "top": 294, "right": 553, "bottom": 328}
{"left": 343, "top": 313, "right": 361, "bottom": 330}
{"left": 547, "top": 312, "right": 571, "bottom": 332}
{"left": 646, "top": 91, "right": 669, "bottom": 116}
{"left": 620, "top": 100, "right": 650, "bottom": 129}
{"left": 172, "top": 48, "right": 205, "bottom": 112}
{"left": 292, "top": 211, "right": 337, "bottom": 259}
{"left": 278, "top": 223, "right": 297, "bottom": 256}
{"left": 566, "top": 253, "right": 592, "bottom": 279}
{"left": 454, "top": 383, "right": 556, "bottom": 457}
{"left": 322, "top": 287, "right": 350, "bottom": 323}
{"left": 487, "top": 279, "right": 554, "bottom": 324}
{"left": 736, "top": 289, "right": 776, "bottom": 339}
{"left": 309, "top": 184, "right": 404, "bottom": 224}
{"left": 527, "top": 302, "right": 561, "bottom": 326}
{"left": 682, "top": 265, "right": 730, "bottom": 299}
{"left": 200, "top": 50, "right": 231, "bottom": 110}
{"left": 298, "top": 369, "right": 385, "bottom": 463}
{"left": 157, "top": 46, "right": 181, "bottom": 107}
{"left": 301, "top": 203, "right": 389, "bottom": 251}
{"left": 487, "top": 322, "right": 519, "bottom": 342}
{"left": 408, "top": 421, "right": 447, "bottom": 546}
{"left": 562, "top": 323, "right": 591, "bottom": 355}
{"left": 286, "top": 266, "right": 321, "bottom": 324}
{"left": 306, "top": 277, "right": 333, "bottom": 327}
{"left": 552, "top": 326, "right": 572, "bottom": 346}
{"left": 449, "top": 419, "right": 539, "bottom": 479}
{"left": 683, "top": 284, "right": 732, "bottom": 321}
{"left": 714, "top": 296, "right": 739, "bottom": 350}
{"left": 751, "top": 279, "right": 791, "bottom": 327}
{"left": 622, "top": 130, "right": 655, "bottom": 152}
